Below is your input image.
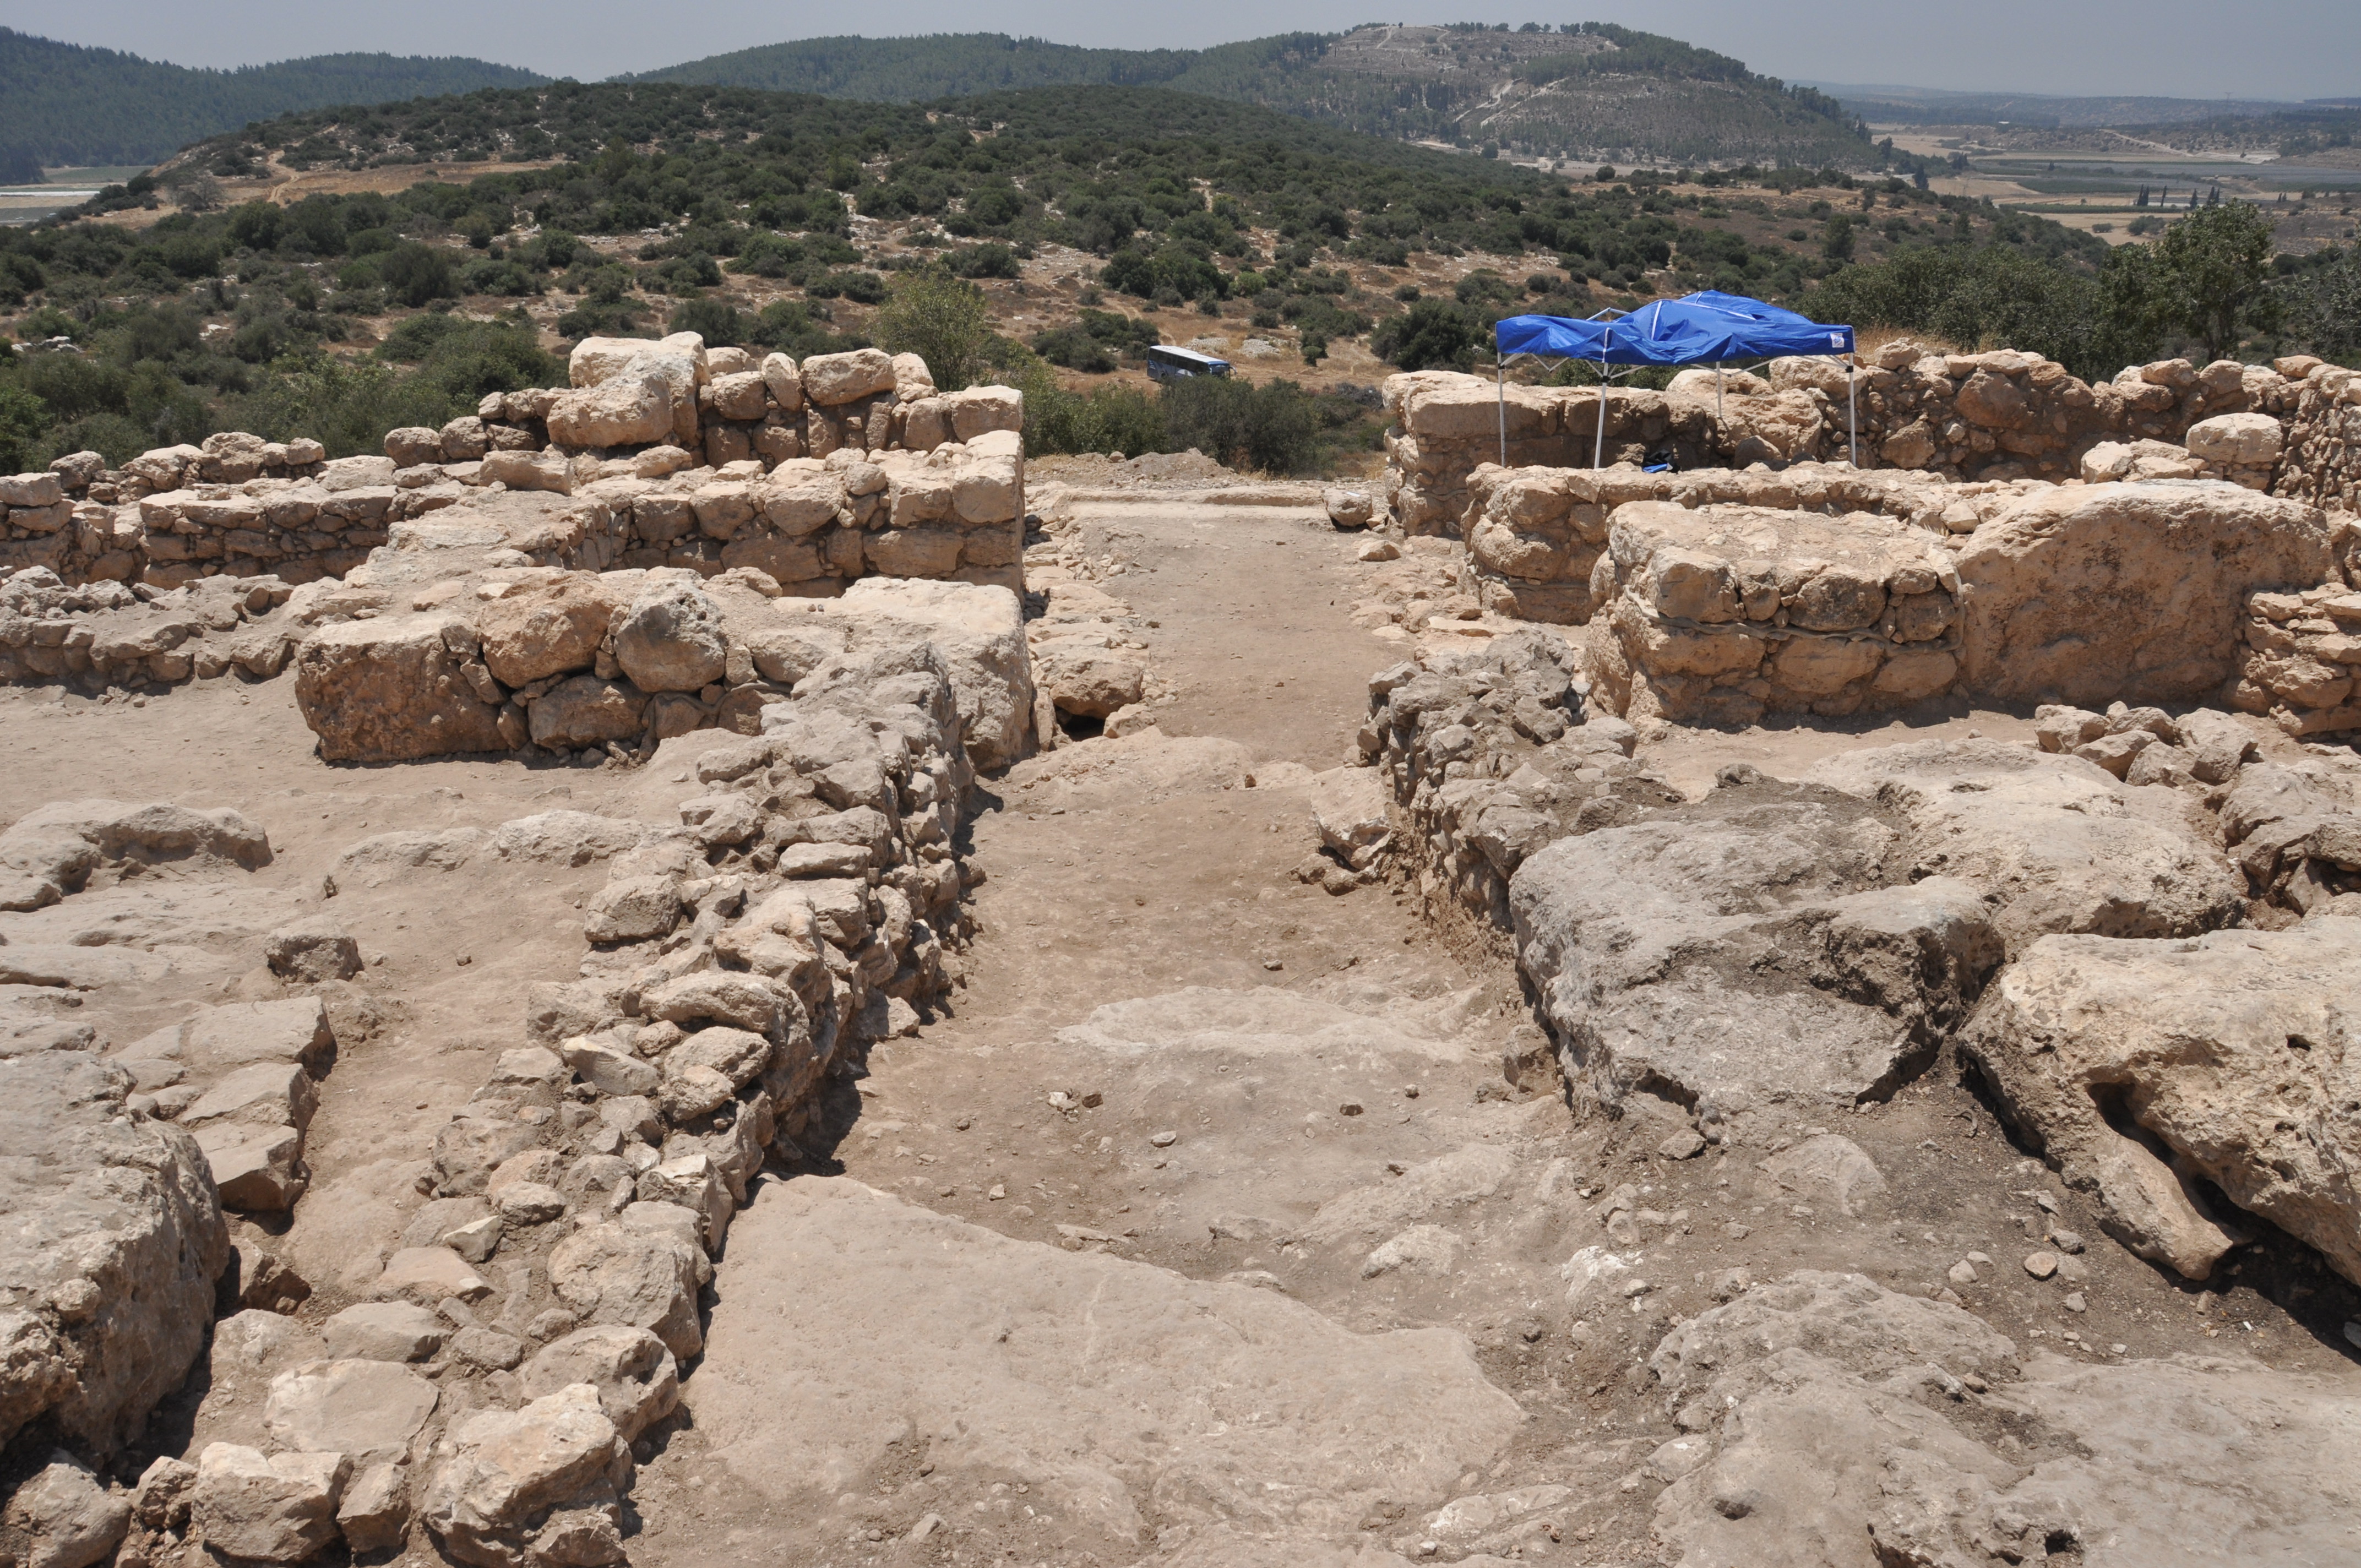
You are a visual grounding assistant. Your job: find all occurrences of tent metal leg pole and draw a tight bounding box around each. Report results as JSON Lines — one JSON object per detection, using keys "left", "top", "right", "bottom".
{"left": 1716, "top": 364, "right": 1723, "bottom": 426}
{"left": 1848, "top": 366, "right": 1858, "bottom": 469}
{"left": 1497, "top": 362, "right": 1507, "bottom": 468}
{"left": 1594, "top": 366, "right": 1607, "bottom": 471}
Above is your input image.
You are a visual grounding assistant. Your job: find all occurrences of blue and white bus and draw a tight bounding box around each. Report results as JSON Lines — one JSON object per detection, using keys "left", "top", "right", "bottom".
{"left": 1145, "top": 345, "right": 1233, "bottom": 382}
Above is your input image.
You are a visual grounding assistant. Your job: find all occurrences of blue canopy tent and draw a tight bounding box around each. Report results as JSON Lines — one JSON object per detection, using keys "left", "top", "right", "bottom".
{"left": 1490, "top": 291, "right": 1858, "bottom": 470}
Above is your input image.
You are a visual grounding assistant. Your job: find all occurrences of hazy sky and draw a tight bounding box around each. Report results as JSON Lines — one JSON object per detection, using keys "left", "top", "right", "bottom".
{"left": 4, "top": 0, "right": 2354, "bottom": 101}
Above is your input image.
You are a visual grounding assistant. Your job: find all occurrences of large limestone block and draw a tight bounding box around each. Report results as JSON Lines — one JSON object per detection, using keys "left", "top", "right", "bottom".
{"left": 1960, "top": 919, "right": 2361, "bottom": 1283}
{"left": 293, "top": 614, "right": 509, "bottom": 763}
{"left": 546, "top": 374, "right": 675, "bottom": 449}
{"left": 263, "top": 1358, "right": 440, "bottom": 1460}
{"left": 528, "top": 676, "right": 646, "bottom": 750}
{"left": 473, "top": 572, "right": 624, "bottom": 687}
{"left": 1956, "top": 482, "right": 2335, "bottom": 705}
{"left": 547, "top": 1223, "right": 706, "bottom": 1358}
{"left": 0, "top": 1053, "right": 227, "bottom": 1456}
{"left": 2184, "top": 410, "right": 2284, "bottom": 467}
{"left": 817, "top": 579, "right": 1033, "bottom": 771}
{"left": 420, "top": 1384, "right": 629, "bottom": 1568}
{"left": 612, "top": 582, "right": 727, "bottom": 694}
{"left": 1509, "top": 777, "right": 2000, "bottom": 1137}
{"left": 1648, "top": 1271, "right": 2361, "bottom": 1567}
{"left": 522, "top": 1325, "right": 678, "bottom": 1440}
{"left": 1399, "top": 377, "right": 1557, "bottom": 442}
{"left": 1033, "top": 644, "right": 1144, "bottom": 718}
{"left": 682, "top": 1179, "right": 1522, "bottom": 1555}
{"left": 1721, "top": 388, "right": 1824, "bottom": 461}
{"left": 799, "top": 348, "right": 896, "bottom": 407}
{"left": 0, "top": 1451, "right": 130, "bottom": 1568}
{"left": 1805, "top": 740, "right": 2242, "bottom": 950}
{"left": 944, "top": 385, "right": 1023, "bottom": 440}
{"left": 190, "top": 1446, "right": 349, "bottom": 1565}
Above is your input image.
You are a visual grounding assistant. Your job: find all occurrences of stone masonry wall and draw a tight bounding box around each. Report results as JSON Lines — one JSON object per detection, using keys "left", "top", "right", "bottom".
{"left": 1383, "top": 348, "right": 2341, "bottom": 545}
{"left": 0, "top": 338, "right": 1024, "bottom": 600}
{"left": 2275, "top": 362, "right": 2361, "bottom": 515}
{"left": 122, "top": 644, "right": 1000, "bottom": 1568}
{"left": 1586, "top": 500, "right": 1966, "bottom": 727}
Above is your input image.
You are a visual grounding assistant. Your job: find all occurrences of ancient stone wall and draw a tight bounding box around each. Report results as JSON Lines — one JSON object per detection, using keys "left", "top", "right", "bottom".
{"left": 1587, "top": 500, "right": 1965, "bottom": 727}
{"left": 0, "top": 339, "right": 1024, "bottom": 604}
{"left": 1382, "top": 348, "right": 2338, "bottom": 546}
{"left": 292, "top": 572, "right": 1036, "bottom": 772}
{"left": 1353, "top": 633, "right": 1668, "bottom": 956}
{"left": 1581, "top": 480, "right": 2340, "bottom": 727}
{"left": 108, "top": 640, "right": 1001, "bottom": 1568}
{"left": 2275, "top": 362, "right": 2361, "bottom": 514}
{"left": 2232, "top": 581, "right": 2361, "bottom": 737}
{"left": 1453, "top": 459, "right": 1983, "bottom": 623}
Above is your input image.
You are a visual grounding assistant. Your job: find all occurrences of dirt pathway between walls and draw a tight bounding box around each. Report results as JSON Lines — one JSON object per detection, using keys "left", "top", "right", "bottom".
{"left": 599, "top": 500, "right": 2361, "bottom": 1568}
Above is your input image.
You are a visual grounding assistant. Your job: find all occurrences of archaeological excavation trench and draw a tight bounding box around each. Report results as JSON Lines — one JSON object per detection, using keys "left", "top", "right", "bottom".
{"left": 6, "top": 337, "right": 2361, "bottom": 1568}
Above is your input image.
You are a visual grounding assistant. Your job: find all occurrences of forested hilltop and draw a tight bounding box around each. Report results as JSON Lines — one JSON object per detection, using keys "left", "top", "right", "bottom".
{"left": 0, "top": 29, "right": 546, "bottom": 167}
{"left": 4, "top": 21, "right": 1881, "bottom": 176}
{"left": 632, "top": 23, "right": 1883, "bottom": 170}
{"left": 4, "top": 77, "right": 2350, "bottom": 481}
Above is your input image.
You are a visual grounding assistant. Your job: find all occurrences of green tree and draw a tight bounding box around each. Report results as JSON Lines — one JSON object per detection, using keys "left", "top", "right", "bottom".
{"left": 0, "top": 382, "right": 49, "bottom": 473}
{"left": 873, "top": 266, "right": 994, "bottom": 391}
{"left": 1162, "top": 376, "right": 1318, "bottom": 475}
{"left": 2299, "top": 246, "right": 2361, "bottom": 360}
{"left": 1371, "top": 298, "right": 1484, "bottom": 372}
{"left": 2106, "top": 203, "right": 2281, "bottom": 362}
{"left": 379, "top": 242, "right": 458, "bottom": 308}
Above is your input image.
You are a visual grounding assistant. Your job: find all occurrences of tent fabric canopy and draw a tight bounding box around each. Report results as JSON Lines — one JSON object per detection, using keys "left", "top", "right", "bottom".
{"left": 1494, "top": 290, "right": 1854, "bottom": 366}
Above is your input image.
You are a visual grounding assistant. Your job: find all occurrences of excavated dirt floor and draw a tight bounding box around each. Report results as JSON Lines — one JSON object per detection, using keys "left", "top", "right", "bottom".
{"left": 7, "top": 496, "right": 2361, "bottom": 1566}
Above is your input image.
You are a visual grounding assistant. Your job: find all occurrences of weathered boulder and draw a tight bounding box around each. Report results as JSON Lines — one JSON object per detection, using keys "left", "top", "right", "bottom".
{"left": 548, "top": 374, "right": 674, "bottom": 449}
{"left": 1033, "top": 644, "right": 1145, "bottom": 718}
{"left": 1960, "top": 919, "right": 2361, "bottom": 1283}
{"left": 528, "top": 676, "right": 645, "bottom": 750}
{"left": 320, "top": 1301, "right": 446, "bottom": 1363}
{"left": 189, "top": 1445, "right": 347, "bottom": 1565}
{"left": 0, "top": 1452, "right": 130, "bottom": 1568}
{"left": 799, "top": 349, "right": 897, "bottom": 407}
{"left": 1510, "top": 773, "right": 2000, "bottom": 1138}
{"left": 0, "top": 1052, "right": 227, "bottom": 1456}
{"left": 293, "top": 614, "right": 510, "bottom": 763}
{"left": 1308, "top": 765, "right": 1390, "bottom": 864}
{"left": 418, "top": 1383, "right": 631, "bottom": 1568}
{"left": 0, "top": 799, "right": 270, "bottom": 911}
{"left": 263, "top": 1358, "right": 438, "bottom": 1458}
{"left": 521, "top": 1325, "right": 679, "bottom": 1440}
{"left": 1805, "top": 740, "right": 2242, "bottom": 950}
{"left": 2184, "top": 410, "right": 2284, "bottom": 467}
{"left": 474, "top": 574, "right": 623, "bottom": 687}
{"left": 263, "top": 922, "right": 360, "bottom": 984}
{"left": 477, "top": 449, "right": 572, "bottom": 494}
{"left": 546, "top": 1222, "right": 707, "bottom": 1358}
{"left": 1956, "top": 482, "right": 2336, "bottom": 705}
{"left": 612, "top": 582, "right": 727, "bottom": 694}
{"left": 1647, "top": 1271, "right": 2361, "bottom": 1566}
{"left": 818, "top": 579, "right": 1033, "bottom": 770}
